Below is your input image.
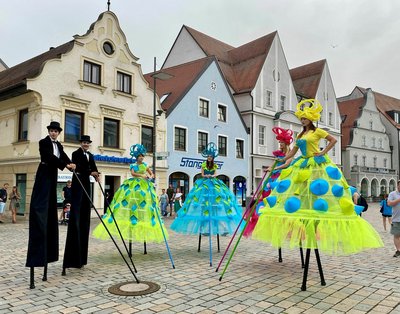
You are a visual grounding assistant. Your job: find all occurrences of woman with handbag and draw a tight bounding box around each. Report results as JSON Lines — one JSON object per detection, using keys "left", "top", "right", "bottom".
{"left": 9, "top": 186, "right": 21, "bottom": 223}
{"left": 380, "top": 194, "right": 392, "bottom": 231}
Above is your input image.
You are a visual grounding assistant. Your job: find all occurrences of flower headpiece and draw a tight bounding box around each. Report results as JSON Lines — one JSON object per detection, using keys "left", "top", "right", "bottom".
{"left": 201, "top": 142, "right": 219, "bottom": 158}
{"left": 130, "top": 144, "right": 147, "bottom": 158}
{"left": 272, "top": 127, "right": 293, "bottom": 145}
{"left": 294, "top": 99, "right": 323, "bottom": 122}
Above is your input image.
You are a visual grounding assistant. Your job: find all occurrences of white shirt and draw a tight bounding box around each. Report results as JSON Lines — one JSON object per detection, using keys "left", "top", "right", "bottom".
{"left": 52, "top": 140, "right": 60, "bottom": 158}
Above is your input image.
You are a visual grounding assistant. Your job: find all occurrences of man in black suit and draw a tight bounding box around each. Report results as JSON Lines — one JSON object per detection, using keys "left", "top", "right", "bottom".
{"left": 26, "top": 121, "right": 76, "bottom": 288}
{"left": 62, "top": 135, "right": 99, "bottom": 275}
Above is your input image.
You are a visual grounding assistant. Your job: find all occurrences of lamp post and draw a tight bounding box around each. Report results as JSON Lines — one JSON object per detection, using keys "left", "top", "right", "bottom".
{"left": 151, "top": 57, "right": 173, "bottom": 175}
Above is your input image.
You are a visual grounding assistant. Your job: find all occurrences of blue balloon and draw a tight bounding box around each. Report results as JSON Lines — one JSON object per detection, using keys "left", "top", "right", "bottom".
{"left": 310, "top": 179, "right": 329, "bottom": 196}
{"left": 326, "top": 166, "right": 342, "bottom": 180}
{"left": 354, "top": 205, "right": 364, "bottom": 215}
{"left": 130, "top": 215, "right": 138, "bottom": 225}
{"left": 269, "top": 181, "right": 278, "bottom": 190}
{"left": 284, "top": 197, "right": 301, "bottom": 213}
{"left": 313, "top": 199, "right": 328, "bottom": 212}
{"left": 332, "top": 184, "right": 344, "bottom": 197}
{"left": 276, "top": 179, "right": 291, "bottom": 193}
{"left": 256, "top": 201, "right": 264, "bottom": 214}
{"left": 266, "top": 196, "right": 277, "bottom": 208}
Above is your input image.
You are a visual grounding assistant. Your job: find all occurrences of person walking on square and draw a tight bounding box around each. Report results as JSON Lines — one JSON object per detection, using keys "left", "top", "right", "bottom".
{"left": 26, "top": 121, "right": 75, "bottom": 288}
{"left": 166, "top": 184, "right": 175, "bottom": 217}
{"left": 62, "top": 135, "right": 99, "bottom": 275}
{"left": 60, "top": 180, "right": 72, "bottom": 222}
{"left": 252, "top": 99, "right": 383, "bottom": 255}
{"left": 8, "top": 186, "right": 21, "bottom": 224}
{"left": 173, "top": 187, "right": 183, "bottom": 216}
{"left": 388, "top": 181, "right": 400, "bottom": 257}
{"left": 159, "top": 189, "right": 169, "bottom": 217}
{"left": 93, "top": 144, "right": 168, "bottom": 245}
{"left": 380, "top": 194, "right": 392, "bottom": 232}
{"left": 0, "top": 183, "right": 9, "bottom": 223}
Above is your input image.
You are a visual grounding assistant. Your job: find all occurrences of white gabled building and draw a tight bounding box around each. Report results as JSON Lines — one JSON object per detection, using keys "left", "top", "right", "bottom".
{"left": 338, "top": 87, "right": 397, "bottom": 199}
{"left": 0, "top": 11, "right": 166, "bottom": 215}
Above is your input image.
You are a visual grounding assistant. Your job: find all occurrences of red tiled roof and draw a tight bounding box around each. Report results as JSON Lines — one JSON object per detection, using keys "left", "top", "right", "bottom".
{"left": 184, "top": 26, "right": 276, "bottom": 93}
{"left": 373, "top": 92, "right": 400, "bottom": 129}
{"left": 337, "top": 97, "right": 365, "bottom": 149}
{"left": 144, "top": 57, "right": 213, "bottom": 113}
{"left": 290, "top": 59, "right": 326, "bottom": 98}
{"left": 0, "top": 41, "right": 75, "bottom": 95}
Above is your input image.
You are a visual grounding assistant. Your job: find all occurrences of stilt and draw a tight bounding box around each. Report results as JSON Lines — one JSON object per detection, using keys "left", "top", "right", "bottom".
{"left": 30, "top": 267, "right": 35, "bottom": 289}
{"left": 61, "top": 268, "right": 66, "bottom": 276}
{"left": 314, "top": 249, "right": 326, "bottom": 286}
{"left": 143, "top": 241, "right": 147, "bottom": 255}
{"left": 301, "top": 248, "right": 311, "bottom": 291}
{"left": 198, "top": 234, "right": 202, "bottom": 252}
{"left": 42, "top": 264, "right": 47, "bottom": 281}
{"left": 300, "top": 247, "right": 305, "bottom": 268}
{"left": 217, "top": 234, "right": 220, "bottom": 253}
{"left": 278, "top": 248, "right": 282, "bottom": 262}
{"left": 129, "top": 241, "right": 132, "bottom": 257}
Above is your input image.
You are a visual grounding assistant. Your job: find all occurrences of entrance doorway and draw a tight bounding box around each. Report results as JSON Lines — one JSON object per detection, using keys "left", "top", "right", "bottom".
{"left": 104, "top": 176, "right": 120, "bottom": 213}
{"left": 233, "top": 176, "right": 246, "bottom": 207}
{"left": 169, "top": 172, "right": 189, "bottom": 201}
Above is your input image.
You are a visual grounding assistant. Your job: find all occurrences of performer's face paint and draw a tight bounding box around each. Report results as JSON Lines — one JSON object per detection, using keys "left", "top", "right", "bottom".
{"left": 300, "top": 118, "right": 312, "bottom": 127}
{"left": 137, "top": 154, "right": 144, "bottom": 162}
{"left": 81, "top": 141, "right": 91, "bottom": 152}
{"left": 48, "top": 129, "right": 60, "bottom": 141}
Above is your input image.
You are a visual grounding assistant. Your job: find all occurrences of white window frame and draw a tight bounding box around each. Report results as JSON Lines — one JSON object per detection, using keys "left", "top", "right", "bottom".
{"left": 235, "top": 138, "right": 245, "bottom": 159}
{"left": 217, "top": 103, "right": 227, "bottom": 123}
{"left": 198, "top": 97, "right": 210, "bottom": 119}
{"left": 217, "top": 134, "right": 228, "bottom": 157}
{"left": 279, "top": 95, "right": 286, "bottom": 111}
{"left": 328, "top": 112, "right": 333, "bottom": 126}
{"left": 264, "top": 90, "right": 272, "bottom": 108}
{"left": 197, "top": 130, "right": 209, "bottom": 154}
{"left": 259, "top": 125, "right": 266, "bottom": 146}
{"left": 173, "top": 125, "right": 188, "bottom": 152}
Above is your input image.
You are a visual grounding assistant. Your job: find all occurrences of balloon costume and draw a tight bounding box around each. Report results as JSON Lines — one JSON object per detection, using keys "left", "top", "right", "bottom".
{"left": 244, "top": 127, "right": 293, "bottom": 237}
{"left": 252, "top": 99, "right": 383, "bottom": 255}
{"left": 93, "top": 144, "right": 168, "bottom": 243}
{"left": 170, "top": 143, "right": 243, "bottom": 235}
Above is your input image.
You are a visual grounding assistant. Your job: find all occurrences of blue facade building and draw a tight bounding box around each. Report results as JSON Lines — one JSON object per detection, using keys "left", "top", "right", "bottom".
{"left": 145, "top": 56, "right": 249, "bottom": 206}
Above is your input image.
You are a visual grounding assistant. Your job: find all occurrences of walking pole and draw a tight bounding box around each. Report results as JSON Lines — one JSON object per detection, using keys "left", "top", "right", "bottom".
{"left": 97, "top": 180, "right": 137, "bottom": 272}
{"left": 215, "top": 162, "right": 274, "bottom": 272}
{"left": 218, "top": 161, "right": 278, "bottom": 280}
{"left": 208, "top": 206, "right": 213, "bottom": 267}
{"left": 148, "top": 179, "right": 175, "bottom": 269}
{"left": 72, "top": 169, "right": 140, "bottom": 283}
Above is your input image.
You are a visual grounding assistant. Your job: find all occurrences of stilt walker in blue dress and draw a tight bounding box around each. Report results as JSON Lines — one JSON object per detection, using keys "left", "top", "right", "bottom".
{"left": 170, "top": 142, "right": 243, "bottom": 266}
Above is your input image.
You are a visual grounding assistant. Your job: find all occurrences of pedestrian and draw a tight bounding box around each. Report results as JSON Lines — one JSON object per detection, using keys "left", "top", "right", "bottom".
{"left": 159, "top": 188, "right": 169, "bottom": 216}
{"left": 380, "top": 194, "right": 392, "bottom": 231}
{"left": 0, "top": 183, "right": 9, "bottom": 223}
{"left": 252, "top": 99, "right": 383, "bottom": 255}
{"left": 173, "top": 187, "right": 183, "bottom": 216}
{"left": 93, "top": 144, "right": 168, "bottom": 246}
{"left": 244, "top": 127, "right": 293, "bottom": 237}
{"left": 26, "top": 121, "right": 75, "bottom": 288}
{"left": 62, "top": 135, "right": 99, "bottom": 275}
{"left": 170, "top": 142, "right": 243, "bottom": 239}
{"left": 387, "top": 180, "right": 400, "bottom": 257}
{"left": 166, "top": 183, "right": 175, "bottom": 217}
{"left": 60, "top": 203, "right": 71, "bottom": 225}
{"left": 60, "top": 180, "right": 72, "bottom": 222}
{"left": 8, "top": 185, "right": 21, "bottom": 224}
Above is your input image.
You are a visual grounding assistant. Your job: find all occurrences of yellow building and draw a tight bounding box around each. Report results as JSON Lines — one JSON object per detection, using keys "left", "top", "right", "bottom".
{"left": 0, "top": 11, "right": 167, "bottom": 216}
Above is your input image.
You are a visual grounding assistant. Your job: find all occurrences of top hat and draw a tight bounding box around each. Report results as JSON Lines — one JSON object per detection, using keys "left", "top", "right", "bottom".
{"left": 46, "top": 121, "right": 63, "bottom": 132}
{"left": 79, "top": 135, "right": 92, "bottom": 143}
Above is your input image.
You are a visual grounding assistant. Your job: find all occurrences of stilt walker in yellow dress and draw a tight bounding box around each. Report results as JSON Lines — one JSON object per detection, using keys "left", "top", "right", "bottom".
{"left": 251, "top": 99, "right": 383, "bottom": 289}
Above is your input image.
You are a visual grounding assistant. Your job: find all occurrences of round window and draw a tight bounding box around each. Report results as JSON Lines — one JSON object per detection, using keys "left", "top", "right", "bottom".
{"left": 103, "top": 42, "right": 114, "bottom": 55}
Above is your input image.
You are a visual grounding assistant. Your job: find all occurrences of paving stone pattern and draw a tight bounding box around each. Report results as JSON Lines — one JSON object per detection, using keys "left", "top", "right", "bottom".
{"left": 1, "top": 203, "right": 400, "bottom": 313}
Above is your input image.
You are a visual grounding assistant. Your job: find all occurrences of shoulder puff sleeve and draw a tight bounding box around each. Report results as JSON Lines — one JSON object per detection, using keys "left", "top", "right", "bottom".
{"left": 315, "top": 128, "right": 329, "bottom": 139}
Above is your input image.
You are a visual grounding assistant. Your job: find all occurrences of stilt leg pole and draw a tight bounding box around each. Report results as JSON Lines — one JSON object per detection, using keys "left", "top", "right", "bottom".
{"left": 301, "top": 248, "right": 311, "bottom": 291}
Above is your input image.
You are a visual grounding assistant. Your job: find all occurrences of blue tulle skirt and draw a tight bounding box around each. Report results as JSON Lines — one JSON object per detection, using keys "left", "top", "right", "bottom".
{"left": 170, "top": 177, "right": 243, "bottom": 235}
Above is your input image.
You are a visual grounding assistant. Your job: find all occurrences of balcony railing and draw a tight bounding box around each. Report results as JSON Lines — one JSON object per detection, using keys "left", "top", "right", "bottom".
{"left": 351, "top": 165, "right": 397, "bottom": 175}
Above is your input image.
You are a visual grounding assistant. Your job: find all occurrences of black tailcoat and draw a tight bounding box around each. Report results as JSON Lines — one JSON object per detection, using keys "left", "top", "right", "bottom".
{"left": 26, "top": 136, "right": 71, "bottom": 267}
{"left": 63, "top": 148, "right": 98, "bottom": 268}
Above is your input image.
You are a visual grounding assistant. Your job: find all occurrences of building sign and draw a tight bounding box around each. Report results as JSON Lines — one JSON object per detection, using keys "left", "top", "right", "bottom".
{"left": 58, "top": 173, "right": 95, "bottom": 183}
{"left": 179, "top": 157, "right": 223, "bottom": 169}
{"left": 94, "top": 155, "right": 133, "bottom": 164}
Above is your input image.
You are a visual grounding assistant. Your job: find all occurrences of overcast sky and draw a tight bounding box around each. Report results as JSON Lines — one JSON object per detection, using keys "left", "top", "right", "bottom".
{"left": 1, "top": 0, "right": 400, "bottom": 98}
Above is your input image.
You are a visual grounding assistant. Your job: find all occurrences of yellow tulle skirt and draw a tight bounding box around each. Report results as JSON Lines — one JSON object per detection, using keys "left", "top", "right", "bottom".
{"left": 252, "top": 154, "right": 383, "bottom": 255}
